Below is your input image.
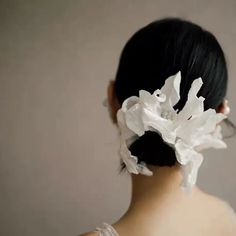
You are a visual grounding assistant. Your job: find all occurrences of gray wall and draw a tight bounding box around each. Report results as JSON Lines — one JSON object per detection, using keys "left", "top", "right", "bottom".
{"left": 0, "top": 1, "right": 235, "bottom": 236}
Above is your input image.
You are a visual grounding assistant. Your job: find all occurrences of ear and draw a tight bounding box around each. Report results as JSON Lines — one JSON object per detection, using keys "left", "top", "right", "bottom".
{"left": 107, "top": 80, "right": 121, "bottom": 123}
{"left": 216, "top": 99, "right": 229, "bottom": 114}
{"left": 216, "top": 102, "right": 225, "bottom": 114}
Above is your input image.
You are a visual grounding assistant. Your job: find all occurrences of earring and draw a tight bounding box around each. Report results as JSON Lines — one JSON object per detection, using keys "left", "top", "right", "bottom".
{"left": 223, "top": 99, "right": 230, "bottom": 115}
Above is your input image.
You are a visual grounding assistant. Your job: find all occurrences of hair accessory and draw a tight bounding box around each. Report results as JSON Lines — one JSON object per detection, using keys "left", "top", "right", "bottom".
{"left": 116, "top": 71, "right": 228, "bottom": 193}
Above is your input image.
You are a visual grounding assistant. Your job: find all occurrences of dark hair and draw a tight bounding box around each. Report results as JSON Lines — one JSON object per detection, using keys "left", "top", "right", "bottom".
{"left": 114, "top": 18, "right": 235, "bottom": 170}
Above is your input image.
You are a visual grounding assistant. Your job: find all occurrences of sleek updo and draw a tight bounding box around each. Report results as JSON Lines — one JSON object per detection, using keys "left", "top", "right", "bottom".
{"left": 114, "top": 18, "right": 230, "bottom": 169}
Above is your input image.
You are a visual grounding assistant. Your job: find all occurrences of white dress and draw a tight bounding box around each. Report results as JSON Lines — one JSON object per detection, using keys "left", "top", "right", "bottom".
{"left": 94, "top": 222, "right": 119, "bottom": 236}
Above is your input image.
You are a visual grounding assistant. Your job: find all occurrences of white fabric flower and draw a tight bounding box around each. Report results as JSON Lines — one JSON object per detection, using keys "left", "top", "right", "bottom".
{"left": 116, "top": 71, "right": 227, "bottom": 192}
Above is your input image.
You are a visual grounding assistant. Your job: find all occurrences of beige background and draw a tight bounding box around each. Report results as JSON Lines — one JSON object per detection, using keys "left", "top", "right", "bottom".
{"left": 0, "top": 1, "right": 235, "bottom": 236}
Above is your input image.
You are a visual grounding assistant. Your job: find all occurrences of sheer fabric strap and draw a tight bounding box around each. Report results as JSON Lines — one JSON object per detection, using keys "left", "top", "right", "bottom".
{"left": 94, "top": 222, "right": 119, "bottom": 236}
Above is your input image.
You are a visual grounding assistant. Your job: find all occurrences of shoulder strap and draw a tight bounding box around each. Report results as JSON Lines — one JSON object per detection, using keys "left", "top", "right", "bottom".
{"left": 94, "top": 222, "right": 119, "bottom": 236}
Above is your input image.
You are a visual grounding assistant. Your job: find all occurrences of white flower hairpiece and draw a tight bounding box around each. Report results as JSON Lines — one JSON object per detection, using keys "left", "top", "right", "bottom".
{"left": 116, "top": 71, "right": 228, "bottom": 193}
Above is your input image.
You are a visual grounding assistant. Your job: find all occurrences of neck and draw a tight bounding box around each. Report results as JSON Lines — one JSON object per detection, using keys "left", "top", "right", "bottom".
{"left": 129, "top": 165, "right": 199, "bottom": 209}
{"left": 114, "top": 165, "right": 201, "bottom": 233}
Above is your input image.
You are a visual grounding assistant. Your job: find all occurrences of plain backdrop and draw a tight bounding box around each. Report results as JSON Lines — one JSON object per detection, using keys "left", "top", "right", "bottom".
{"left": 0, "top": 1, "right": 235, "bottom": 236}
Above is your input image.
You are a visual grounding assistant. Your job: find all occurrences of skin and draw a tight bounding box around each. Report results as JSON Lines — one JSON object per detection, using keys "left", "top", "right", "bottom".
{"left": 80, "top": 81, "right": 236, "bottom": 236}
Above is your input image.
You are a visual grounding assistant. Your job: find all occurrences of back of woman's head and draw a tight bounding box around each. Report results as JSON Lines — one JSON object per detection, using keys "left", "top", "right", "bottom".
{"left": 114, "top": 18, "right": 228, "bottom": 168}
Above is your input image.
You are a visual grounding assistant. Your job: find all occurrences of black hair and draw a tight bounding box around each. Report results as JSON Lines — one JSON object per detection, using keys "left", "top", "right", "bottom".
{"left": 114, "top": 18, "right": 235, "bottom": 170}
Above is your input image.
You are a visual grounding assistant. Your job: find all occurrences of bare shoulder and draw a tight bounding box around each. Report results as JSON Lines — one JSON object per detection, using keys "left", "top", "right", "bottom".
{"left": 207, "top": 194, "right": 236, "bottom": 218}
{"left": 216, "top": 199, "right": 236, "bottom": 224}
{"left": 79, "top": 231, "right": 98, "bottom": 236}
{"left": 201, "top": 192, "right": 236, "bottom": 234}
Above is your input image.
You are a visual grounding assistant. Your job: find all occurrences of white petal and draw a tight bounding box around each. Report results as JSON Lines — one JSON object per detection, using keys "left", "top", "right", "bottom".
{"left": 120, "top": 142, "right": 153, "bottom": 176}
{"left": 125, "top": 103, "right": 145, "bottom": 136}
{"left": 194, "top": 135, "right": 227, "bottom": 151}
{"left": 175, "top": 139, "right": 197, "bottom": 165}
{"left": 196, "top": 109, "right": 226, "bottom": 135}
{"left": 160, "top": 71, "right": 181, "bottom": 109}
{"left": 194, "top": 125, "right": 227, "bottom": 151}
{"left": 120, "top": 142, "right": 139, "bottom": 174}
{"left": 121, "top": 96, "right": 139, "bottom": 112}
{"left": 213, "top": 124, "right": 224, "bottom": 139}
{"left": 180, "top": 153, "right": 203, "bottom": 192}
{"left": 177, "top": 78, "right": 204, "bottom": 122}
{"left": 117, "top": 109, "right": 135, "bottom": 140}
{"left": 139, "top": 90, "right": 162, "bottom": 114}
{"left": 153, "top": 89, "right": 166, "bottom": 103}
{"left": 176, "top": 109, "right": 226, "bottom": 146}
{"left": 121, "top": 96, "right": 145, "bottom": 136}
{"left": 137, "top": 162, "right": 153, "bottom": 176}
{"left": 141, "top": 108, "right": 176, "bottom": 144}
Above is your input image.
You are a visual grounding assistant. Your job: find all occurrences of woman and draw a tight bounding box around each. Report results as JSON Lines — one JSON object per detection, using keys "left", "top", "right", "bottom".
{"left": 81, "top": 18, "right": 236, "bottom": 236}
